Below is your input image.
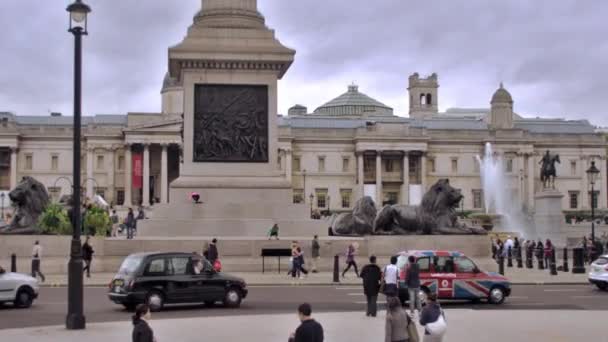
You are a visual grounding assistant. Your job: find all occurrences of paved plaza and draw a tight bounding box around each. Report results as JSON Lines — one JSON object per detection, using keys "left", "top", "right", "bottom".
{"left": 0, "top": 310, "right": 604, "bottom": 342}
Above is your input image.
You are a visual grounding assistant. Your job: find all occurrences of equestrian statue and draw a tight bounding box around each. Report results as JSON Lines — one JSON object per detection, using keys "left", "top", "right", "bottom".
{"left": 539, "top": 150, "right": 560, "bottom": 189}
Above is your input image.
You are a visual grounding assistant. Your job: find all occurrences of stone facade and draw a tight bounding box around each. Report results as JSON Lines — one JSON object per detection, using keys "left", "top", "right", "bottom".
{"left": 0, "top": 0, "right": 605, "bottom": 216}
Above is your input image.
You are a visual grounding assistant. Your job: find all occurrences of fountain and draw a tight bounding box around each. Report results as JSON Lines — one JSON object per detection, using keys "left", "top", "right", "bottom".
{"left": 476, "top": 143, "right": 535, "bottom": 238}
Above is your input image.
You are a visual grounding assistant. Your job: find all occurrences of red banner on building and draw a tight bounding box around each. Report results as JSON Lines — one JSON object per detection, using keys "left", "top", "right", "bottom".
{"left": 132, "top": 152, "right": 143, "bottom": 189}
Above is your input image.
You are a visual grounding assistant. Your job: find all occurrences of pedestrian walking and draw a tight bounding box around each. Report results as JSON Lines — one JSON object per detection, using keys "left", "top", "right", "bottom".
{"left": 342, "top": 243, "right": 359, "bottom": 278}
{"left": 419, "top": 293, "right": 447, "bottom": 342}
{"left": 385, "top": 296, "right": 414, "bottom": 342}
{"left": 288, "top": 303, "right": 324, "bottom": 342}
{"left": 82, "top": 236, "right": 95, "bottom": 278}
{"left": 132, "top": 304, "right": 156, "bottom": 342}
{"left": 125, "top": 208, "right": 136, "bottom": 239}
{"left": 207, "top": 238, "right": 219, "bottom": 264}
{"left": 291, "top": 242, "right": 302, "bottom": 282}
{"left": 31, "top": 240, "right": 45, "bottom": 282}
{"left": 311, "top": 235, "right": 321, "bottom": 273}
{"left": 361, "top": 255, "right": 382, "bottom": 317}
{"left": 383, "top": 255, "right": 399, "bottom": 297}
{"left": 491, "top": 238, "right": 497, "bottom": 260}
{"left": 297, "top": 246, "right": 309, "bottom": 277}
{"left": 544, "top": 239, "right": 553, "bottom": 267}
{"left": 110, "top": 210, "right": 120, "bottom": 237}
{"left": 406, "top": 255, "right": 422, "bottom": 315}
{"left": 268, "top": 223, "right": 280, "bottom": 240}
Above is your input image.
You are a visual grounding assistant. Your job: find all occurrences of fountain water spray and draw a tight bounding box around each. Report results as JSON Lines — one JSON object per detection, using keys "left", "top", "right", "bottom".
{"left": 476, "top": 142, "right": 535, "bottom": 238}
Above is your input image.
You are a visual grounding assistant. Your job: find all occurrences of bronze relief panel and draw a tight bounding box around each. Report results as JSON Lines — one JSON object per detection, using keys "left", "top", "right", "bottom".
{"left": 193, "top": 84, "right": 269, "bottom": 162}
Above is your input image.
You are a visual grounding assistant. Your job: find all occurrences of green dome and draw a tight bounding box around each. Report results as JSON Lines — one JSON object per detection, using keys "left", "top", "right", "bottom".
{"left": 314, "top": 84, "right": 393, "bottom": 116}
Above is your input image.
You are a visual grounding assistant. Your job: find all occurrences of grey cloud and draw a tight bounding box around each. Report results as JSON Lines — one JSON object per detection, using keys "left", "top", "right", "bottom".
{"left": 1, "top": 0, "right": 607, "bottom": 125}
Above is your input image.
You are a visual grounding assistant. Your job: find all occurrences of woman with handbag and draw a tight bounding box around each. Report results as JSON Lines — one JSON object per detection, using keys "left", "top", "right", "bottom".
{"left": 384, "top": 296, "right": 417, "bottom": 342}
{"left": 419, "top": 293, "right": 446, "bottom": 341}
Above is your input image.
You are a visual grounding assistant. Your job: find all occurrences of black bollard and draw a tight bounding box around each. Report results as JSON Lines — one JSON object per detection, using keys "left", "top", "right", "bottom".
{"left": 516, "top": 247, "right": 523, "bottom": 268}
{"left": 562, "top": 247, "right": 569, "bottom": 273}
{"left": 333, "top": 254, "right": 340, "bottom": 283}
{"left": 549, "top": 248, "right": 558, "bottom": 276}
{"left": 572, "top": 247, "right": 586, "bottom": 274}
{"left": 525, "top": 247, "right": 533, "bottom": 269}
{"left": 537, "top": 248, "right": 545, "bottom": 270}
{"left": 10, "top": 253, "right": 16, "bottom": 272}
{"left": 507, "top": 246, "right": 513, "bottom": 267}
{"left": 498, "top": 255, "right": 505, "bottom": 275}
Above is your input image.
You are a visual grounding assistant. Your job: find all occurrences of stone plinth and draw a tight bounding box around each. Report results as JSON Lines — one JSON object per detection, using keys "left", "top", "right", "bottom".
{"left": 534, "top": 189, "right": 565, "bottom": 242}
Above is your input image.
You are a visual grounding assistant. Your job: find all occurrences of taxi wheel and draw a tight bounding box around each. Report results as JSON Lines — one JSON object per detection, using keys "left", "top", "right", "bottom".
{"left": 596, "top": 282, "right": 608, "bottom": 291}
{"left": 223, "top": 288, "right": 242, "bottom": 308}
{"left": 488, "top": 287, "right": 506, "bottom": 304}
{"left": 146, "top": 291, "right": 165, "bottom": 312}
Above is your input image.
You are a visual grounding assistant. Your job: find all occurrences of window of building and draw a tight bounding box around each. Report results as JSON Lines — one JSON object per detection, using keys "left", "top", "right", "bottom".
{"left": 505, "top": 159, "right": 513, "bottom": 173}
{"left": 293, "top": 157, "right": 301, "bottom": 172}
{"left": 385, "top": 159, "right": 397, "bottom": 173}
{"left": 116, "top": 189, "right": 125, "bottom": 206}
{"left": 428, "top": 157, "right": 436, "bottom": 173}
{"left": 318, "top": 157, "right": 325, "bottom": 172}
{"left": 342, "top": 157, "right": 350, "bottom": 172}
{"left": 340, "top": 189, "right": 352, "bottom": 208}
{"left": 315, "top": 188, "right": 328, "bottom": 208}
{"left": 47, "top": 187, "right": 61, "bottom": 201}
{"left": 24, "top": 154, "right": 33, "bottom": 170}
{"left": 569, "top": 191, "right": 579, "bottom": 209}
{"left": 277, "top": 156, "right": 282, "bottom": 170}
{"left": 384, "top": 192, "right": 399, "bottom": 206}
{"left": 96, "top": 155, "right": 105, "bottom": 170}
{"left": 293, "top": 189, "right": 304, "bottom": 204}
{"left": 473, "top": 157, "right": 480, "bottom": 173}
{"left": 570, "top": 161, "right": 577, "bottom": 176}
{"left": 409, "top": 156, "right": 421, "bottom": 184}
{"left": 589, "top": 190, "right": 599, "bottom": 209}
{"left": 451, "top": 158, "right": 458, "bottom": 173}
{"left": 472, "top": 189, "right": 483, "bottom": 209}
{"left": 118, "top": 156, "right": 125, "bottom": 170}
{"left": 51, "top": 155, "right": 59, "bottom": 171}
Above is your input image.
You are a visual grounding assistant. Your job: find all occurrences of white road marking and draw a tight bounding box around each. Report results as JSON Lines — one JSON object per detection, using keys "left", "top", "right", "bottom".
{"left": 507, "top": 302, "right": 545, "bottom": 306}
{"left": 354, "top": 301, "right": 387, "bottom": 304}
{"left": 543, "top": 289, "right": 579, "bottom": 292}
{"left": 335, "top": 287, "right": 362, "bottom": 290}
{"left": 571, "top": 295, "right": 597, "bottom": 299}
{"left": 348, "top": 293, "right": 364, "bottom": 296}
{"left": 508, "top": 296, "right": 529, "bottom": 299}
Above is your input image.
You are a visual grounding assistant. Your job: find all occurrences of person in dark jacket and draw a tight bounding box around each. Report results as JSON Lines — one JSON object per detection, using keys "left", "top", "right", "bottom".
{"left": 360, "top": 255, "right": 382, "bottom": 317}
{"left": 207, "top": 238, "right": 219, "bottom": 264}
{"left": 311, "top": 235, "right": 321, "bottom": 273}
{"left": 82, "top": 236, "right": 94, "bottom": 278}
{"left": 126, "top": 208, "right": 136, "bottom": 240}
{"left": 132, "top": 304, "right": 155, "bottom": 342}
{"left": 420, "top": 293, "right": 446, "bottom": 341}
{"left": 405, "top": 255, "right": 421, "bottom": 315}
{"left": 289, "top": 303, "right": 324, "bottom": 342}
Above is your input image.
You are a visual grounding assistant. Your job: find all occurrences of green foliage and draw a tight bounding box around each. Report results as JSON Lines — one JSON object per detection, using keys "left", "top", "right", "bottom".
{"left": 84, "top": 206, "right": 111, "bottom": 236}
{"left": 38, "top": 203, "right": 72, "bottom": 235}
{"left": 456, "top": 210, "right": 474, "bottom": 219}
{"left": 470, "top": 213, "right": 494, "bottom": 224}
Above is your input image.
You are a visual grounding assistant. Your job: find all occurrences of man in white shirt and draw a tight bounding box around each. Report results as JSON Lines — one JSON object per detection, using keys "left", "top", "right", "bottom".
{"left": 31, "top": 240, "right": 45, "bottom": 282}
{"left": 383, "top": 256, "right": 399, "bottom": 297}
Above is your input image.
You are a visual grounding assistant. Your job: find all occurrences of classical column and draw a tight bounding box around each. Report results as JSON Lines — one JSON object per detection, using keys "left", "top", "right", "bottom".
{"left": 420, "top": 152, "right": 427, "bottom": 193}
{"left": 579, "top": 157, "right": 588, "bottom": 210}
{"left": 600, "top": 158, "right": 607, "bottom": 209}
{"left": 160, "top": 144, "right": 169, "bottom": 204}
{"left": 401, "top": 152, "right": 410, "bottom": 205}
{"left": 527, "top": 154, "right": 535, "bottom": 210}
{"left": 143, "top": 144, "right": 151, "bottom": 207}
{"left": 9, "top": 147, "right": 18, "bottom": 189}
{"left": 86, "top": 147, "right": 94, "bottom": 200}
{"left": 124, "top": 144, "right": 132, "bottom": 207}
{"left": 285, "top": 149, "right": 292, "bottom": 184}
{"left": 107, "top": 147, "right": 116, "bottom": 204}
{"left": 357, "top": 152, "right": 364, "bottom": 200}
{"left": 375, "top": 151, "right": 383, "bottom": 204}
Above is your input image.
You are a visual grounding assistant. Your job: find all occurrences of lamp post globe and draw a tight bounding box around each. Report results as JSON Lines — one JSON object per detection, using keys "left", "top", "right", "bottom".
{"left": 586, "top": 161, "right": 600, "bottom": 247}
{"left": 66, "top": 0, "right": 91, "bottom": 331}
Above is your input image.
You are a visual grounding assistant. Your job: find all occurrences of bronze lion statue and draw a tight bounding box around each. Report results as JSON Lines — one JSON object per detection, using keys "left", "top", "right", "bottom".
{"left": 0, "top": 177, "right": 50, "bottom": 234}
{"left": 330, "top": 196, "right": 377, "bottom": 235}
{"left": 374, "top": 179, "right": 486, "bottom": 235}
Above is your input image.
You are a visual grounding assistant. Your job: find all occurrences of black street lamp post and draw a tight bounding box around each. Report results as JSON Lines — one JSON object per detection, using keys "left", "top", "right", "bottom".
{"left": 66, "top": 0, "right": 91, "bottom": 330}
{"left": 0, "top": 192, "right": 5, "bottom": 220}
{"left": 586, "top": 161, "right": 600, "bottom": 247}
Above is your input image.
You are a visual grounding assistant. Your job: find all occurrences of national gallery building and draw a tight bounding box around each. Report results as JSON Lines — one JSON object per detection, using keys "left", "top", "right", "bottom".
{"left": 0, "top": 1, "right": 605, "bottom": 215}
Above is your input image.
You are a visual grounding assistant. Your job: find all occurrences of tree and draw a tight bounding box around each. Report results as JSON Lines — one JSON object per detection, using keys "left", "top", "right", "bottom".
{"left": 84, "top": 206, "right": 111, "bottom": 236}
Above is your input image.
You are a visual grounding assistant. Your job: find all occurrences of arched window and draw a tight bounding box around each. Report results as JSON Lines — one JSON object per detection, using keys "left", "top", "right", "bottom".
{"left": 426, "top": 94, "right": 432, "bottom": 106}
{"left": 420, "top": 93, "right": 427, "bottom": 105}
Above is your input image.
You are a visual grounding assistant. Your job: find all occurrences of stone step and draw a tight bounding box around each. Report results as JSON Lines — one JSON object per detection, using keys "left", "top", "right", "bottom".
{"left": 137, "top": 218, "right": 330, "bottom": 237}
{"left": 147, "top": 202, "right": 311, "bottom": 220}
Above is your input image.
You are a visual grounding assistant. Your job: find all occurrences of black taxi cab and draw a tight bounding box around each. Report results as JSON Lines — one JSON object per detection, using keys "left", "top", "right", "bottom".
{"left": 108, "top": 252, "right": 248, "bottom": 311}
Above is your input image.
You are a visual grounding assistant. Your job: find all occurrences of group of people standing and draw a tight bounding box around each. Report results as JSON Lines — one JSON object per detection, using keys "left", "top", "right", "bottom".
{"left": 492, "top": 236, "right": 557, "bottom": 265}
{"left": 109, "top": 207, "right": 145, "bottom": 239}
{"left": 361, "top": 254, "right": 447, "bottom": 342}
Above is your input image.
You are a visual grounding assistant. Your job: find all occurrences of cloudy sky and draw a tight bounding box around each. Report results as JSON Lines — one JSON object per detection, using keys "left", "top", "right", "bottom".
{"left": 1, "top": 0, "right": 607, "bottom": 125}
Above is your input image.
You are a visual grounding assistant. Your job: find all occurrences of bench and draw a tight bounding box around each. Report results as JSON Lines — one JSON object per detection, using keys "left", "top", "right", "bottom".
{"left": 260, "top": 248, "right": 291, "bottom": 274}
